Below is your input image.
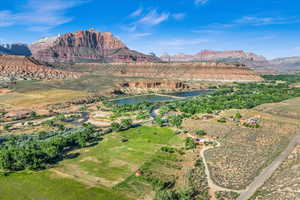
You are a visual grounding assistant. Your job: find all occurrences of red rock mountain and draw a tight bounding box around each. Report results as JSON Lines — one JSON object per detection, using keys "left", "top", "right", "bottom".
{"left": 30, "top": 29, "right": 160, "bottom": 63}
{"left": 161, "top": 50, "right": 267, "bottom": 63}
{"left": 0, "top": 55, "right": 81, "bottom": 80}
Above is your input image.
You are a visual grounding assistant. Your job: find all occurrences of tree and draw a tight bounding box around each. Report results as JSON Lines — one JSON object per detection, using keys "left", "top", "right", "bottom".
{"left": 3, "top": 124, "right": 12, "bottom": 131}
{"left": 121, "top": 119, "right": 133, "bottom": 130}
{"left": 55, "top": 114, "right": 66, "bottom": 121}
{"left": 111, "top": 122, "right": 121, "bottom": 132}
{"left": 154, "top": 117, "right": 164, "bottom": 127}
{"left": 185, "top": 137, "right": 196, "bottom": 150}
{"left": 168, "top": 115, "right": 182, "bottom": 128}
{"left": 29, "top": 111, "right": 37, "bottom": 118}
{"left": 42, "top": 120, "right": 55, "bottom": 126}
{"left": 234, "top": 112, "right": 242, "bottom": 120}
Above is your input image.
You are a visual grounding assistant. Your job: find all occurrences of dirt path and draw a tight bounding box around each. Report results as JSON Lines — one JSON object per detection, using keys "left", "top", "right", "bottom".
{"left": 200, "top": 141, "right": 244, "bottom": 200}
{"left": 237, "top": 133, "right": 300, "bottom": 200}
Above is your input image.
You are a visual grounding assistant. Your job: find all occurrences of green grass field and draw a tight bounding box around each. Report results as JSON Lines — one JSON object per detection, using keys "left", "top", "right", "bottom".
{"left": 59, "top": 126, "right": 182, "bottom": 186}
{"left": 0, "top": 171, "right": 130, "bottom": 200}
{"left": 0, "top": 126, "right": 183, "bottom": 200}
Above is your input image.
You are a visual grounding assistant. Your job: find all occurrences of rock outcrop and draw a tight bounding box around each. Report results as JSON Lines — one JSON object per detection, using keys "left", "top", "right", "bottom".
{"left": 118, "top": 80, "right": 191, "bottom": 94}
{"left": 30, "top": 29, "right": 160, "bottom": 63}
{"left": 120, "top": 80, "right": 190, "bottom": 90}
{"left": 0, "top": 44, "right": 31, "bottom": 56}
{"left": 161, "top": 50, "right": 267, "bottom": 63}
{"left": 0, "top": 55, "right": 81, "bottom": 80}
{"left": 110, "top": 62, "right": 263, "bottom": 82}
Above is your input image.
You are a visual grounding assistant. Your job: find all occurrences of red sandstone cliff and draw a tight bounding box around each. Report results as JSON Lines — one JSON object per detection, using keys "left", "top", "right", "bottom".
{"left": 30, "top": 29, "right": 160, "bottom": 63}
{"left": 110, "top": 62, "right": 263, "bottom": 82}
{"left": 0, "top": 55, "right": 81, "bottom": 80}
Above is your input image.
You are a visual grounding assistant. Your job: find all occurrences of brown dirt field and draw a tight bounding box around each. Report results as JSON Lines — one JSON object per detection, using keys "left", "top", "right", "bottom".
{"left": 0, "top": 88, "right": 11, "bottom": 94}
{"left": 183, "top": 109, "right": 300, "bottom": 190}
{"left": 250, "top": 144, "right": 300, "bottom": 200}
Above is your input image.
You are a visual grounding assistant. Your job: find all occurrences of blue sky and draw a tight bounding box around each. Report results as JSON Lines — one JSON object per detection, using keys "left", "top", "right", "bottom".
{"left": 1, "top": 0, "right": 300, "bottom": 59}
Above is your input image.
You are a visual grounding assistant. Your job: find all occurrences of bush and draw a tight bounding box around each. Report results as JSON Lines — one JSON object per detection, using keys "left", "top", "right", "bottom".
{"left": 3, "top": 124, "right": 12, "bottom": 131}
{"left": 121, "top": 119, "right": 133, "bottom": 130}
{"left": 161, "top": 146, "right": 176, "bottom": 153}
{"left": 121, "top": 137, "right": 129, "bottom": 143}
{"left": 154, "top": 117, "right": 164, "bottom": 127}
{"left": 185, "top": 138, "right": 196, "bottom": 150}
{"left": 111, "top": 122, "right": 122, "bottom": 132}
{"left": 217, "top": 117, "right": 226, "bottom": 123}
{"left": 55, "top": 114, "right": 66, "bottom": 121}
{"left": 234, "top": 112, "right": 242, "bottom": 120}
{"left": 195, "top": 130, "right": 206, "bottom": 136}
{"left": 42, "top": 120, "right": 55, "bottom": 126}
{"left": 168, "top": 115, "right": 183, "bottom": 128}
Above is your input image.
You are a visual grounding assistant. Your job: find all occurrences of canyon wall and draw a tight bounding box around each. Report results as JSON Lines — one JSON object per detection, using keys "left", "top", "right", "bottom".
{"left": 110, "top": 62, "right": 263, "bottom": 82}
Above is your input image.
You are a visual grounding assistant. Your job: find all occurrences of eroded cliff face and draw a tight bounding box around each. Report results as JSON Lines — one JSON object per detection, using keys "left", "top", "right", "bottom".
{"left": 116, "top": 80, "right": 191, "bottom": 94}
{"left": 30, "top": 29, "right": 160, "bottom": 63}
{"left": 111, "top": 62, "right": 263, "bottom": 82}
{"left": 0, "top": 55, "right": 81, "bottom": 80}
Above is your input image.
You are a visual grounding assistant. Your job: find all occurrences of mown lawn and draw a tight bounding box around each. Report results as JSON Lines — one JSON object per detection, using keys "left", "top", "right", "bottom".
{"left": 0, "top": 171, "right": 131, "bottom": 200}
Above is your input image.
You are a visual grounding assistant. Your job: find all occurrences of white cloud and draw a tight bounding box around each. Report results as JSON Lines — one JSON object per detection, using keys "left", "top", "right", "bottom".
{"left": 172, "top": 13, "right": 186, "bottom": 20}
{"left": 192, "top": 29, "right": 223, "bottom": 34}
{"left": 0, "top": 0, "right": 88, "bottom": 31}
{"left": 159, "top": 38, "right": 210, "bottom": 47}
{"left": 121, "top": 25, "right": 137, "bottom": 32}
{"left": 200, "top": 16, "right": 300, "bottom": 31}
{"left": 195, "top": 0, "right": 208, "bottom": 5}
{"left": 235, "top": 16, "right": 298, "bottom": 26}
{"left": 130, "top": 8, "right": 143, "bottom": 17}
{"left": 0, "top": 11, "right": 14, "bottom": 27}
{"left": 138, "top": 9, "right": 169, "bottom": 26}
{"left": 132, "top": 33, "right": 152, "bottom": 38}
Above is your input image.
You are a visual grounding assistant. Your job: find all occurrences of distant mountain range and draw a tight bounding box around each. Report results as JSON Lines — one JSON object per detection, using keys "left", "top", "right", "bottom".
{"left": 161, "top": 50, "right": 267, "bottom": 63}
{"left": 0, "top": 43, "right": 31, "bottom": 56}
{"left": 0, "top": 29, "right": 159, "bottom": 63}
{"left": 161, "top": 50, "right": 300, "bottom": 74}
{"left": 0, "top": 30, "right": 300, "bottom": 73}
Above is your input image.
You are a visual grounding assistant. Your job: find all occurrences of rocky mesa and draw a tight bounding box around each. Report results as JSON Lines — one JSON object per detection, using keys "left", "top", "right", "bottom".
{"left": 110, "top": 62, "right": 263, "bottom": 82}
{"left": 0, "top": 55, "right": 81, "bottom": 80}
{"left": 30, "top": 29, "right": 160, "bottom": 63}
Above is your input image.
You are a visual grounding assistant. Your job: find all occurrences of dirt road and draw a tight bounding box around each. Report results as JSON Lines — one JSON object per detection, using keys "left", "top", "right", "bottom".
{"left": 237, "top": 133, "right": 300, "bottom": 200}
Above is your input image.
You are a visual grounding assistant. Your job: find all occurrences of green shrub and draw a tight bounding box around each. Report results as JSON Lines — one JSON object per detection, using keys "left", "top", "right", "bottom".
{"left": 185, "top": 138, "right": 196, "bottom": 150}
{"left": 217, "top": 117, "right": 226, "bottom": 123}
{"left": 161, "top": 146, "right": 176, "bottom": 153}
{"left": 195, "top": 130, "right": 206, "bottom": 136}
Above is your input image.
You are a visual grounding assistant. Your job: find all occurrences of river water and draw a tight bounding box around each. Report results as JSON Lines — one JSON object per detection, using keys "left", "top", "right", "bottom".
{"left": 112, "top": 90, "right": 211, "bottom": 105}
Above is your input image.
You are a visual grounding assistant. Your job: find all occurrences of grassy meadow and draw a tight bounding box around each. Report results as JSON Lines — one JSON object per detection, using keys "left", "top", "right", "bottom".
{"left": 0, "top": 126, "right": 184, "bottom": 200}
